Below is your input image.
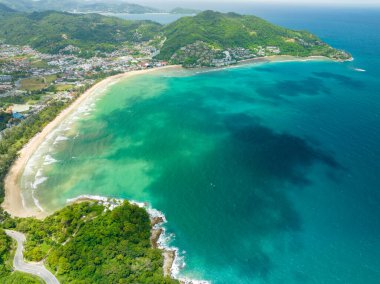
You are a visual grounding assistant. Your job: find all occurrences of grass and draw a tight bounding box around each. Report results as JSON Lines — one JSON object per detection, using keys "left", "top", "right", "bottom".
{"left": 54, "top": 84, "right": 74, "bottom": 91}
{"left": 20, "top": 78, "right": 46, "bottom": 91}
{"left": 30, "top": 60, "right": 50, "bottom": 69}
{"left": 20, "top": 75, "right": 57, "bottom": 91}
{"left": 0, "top": 271, "right": 44, "bottom": 284}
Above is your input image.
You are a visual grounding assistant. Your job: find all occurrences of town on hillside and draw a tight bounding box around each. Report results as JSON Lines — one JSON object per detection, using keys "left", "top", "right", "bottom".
{"left": 0, "top": 42, "right": 167, "bottom": 134}
{"left": 0, "top": 39, "right": 284, "bottom": 135}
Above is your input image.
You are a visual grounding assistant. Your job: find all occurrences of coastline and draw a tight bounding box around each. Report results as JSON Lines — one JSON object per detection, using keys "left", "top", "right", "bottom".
{"left": 188, "top": 55, "right": 347, "bottom": 76}
{"left": 232, "top": 55, "right": 336, "bottom": 68}
{"left": 1, "top": 55, "right": 308, "bottom": 219}
{"left": 0, "top": 54, "right": 348, "bottom": 282}
{"left": 241, "top": 54, "right": 353, "bottom": 64}
{"left": 1, "top": 65, "right": 180, "bottom": 219}
{"left": 242, "top": 55, "right": 331, "bottom": 64}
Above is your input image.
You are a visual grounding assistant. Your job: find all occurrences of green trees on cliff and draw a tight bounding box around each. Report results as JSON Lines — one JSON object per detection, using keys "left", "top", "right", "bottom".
{"left": 14, "top": 202, "right": 178, "bottom": 283}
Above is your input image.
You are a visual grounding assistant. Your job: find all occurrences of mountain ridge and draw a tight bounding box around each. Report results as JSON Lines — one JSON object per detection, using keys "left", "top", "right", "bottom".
{"left": 0, "top": 9, "right": 351, "bottom": 64}
{"left": 157, "top": 10, "right": 351, "bottom": 66}
{"left": 0, "top": 2, "right": 15, "bottom": 13}
{"left": 0, "top": 0, "right": 161, "bottom": 14}
{"left": 0, "top": 10, "right": 161, "bottom": 56}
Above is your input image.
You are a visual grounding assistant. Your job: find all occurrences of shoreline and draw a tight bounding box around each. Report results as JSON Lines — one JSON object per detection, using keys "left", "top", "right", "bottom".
{"left": 188, "top": 55, "right": 344, "bottom": 76}
{"left": 0, "top": 54, "right": 347, "bottom": 282}
{"left": 241, "top": 54, "right": 353, "bottom": 64}
{"left": 1, "top": 65, "right": 180, "bottom": 219}
{"left": 240, "top": 55, "right": 332, "bottom": 64}
{"left": 2, "top": 56, "right": 319, "bottom": 219}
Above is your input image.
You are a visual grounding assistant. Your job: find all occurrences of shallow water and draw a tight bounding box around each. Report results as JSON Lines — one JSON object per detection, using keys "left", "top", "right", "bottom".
{"left": 20, "top": 8, "right": 380, "bottom": 284}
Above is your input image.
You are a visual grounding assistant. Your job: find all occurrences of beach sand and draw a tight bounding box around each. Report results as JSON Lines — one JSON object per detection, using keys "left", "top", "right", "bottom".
{"left": 0, "top": 56, "right": 333, "bottom": 282}
{"left": 0, "top": 55, "right": 341, "bottom": 219}
{"left": 1, "top": 65, "right": 180, "bottom": 219}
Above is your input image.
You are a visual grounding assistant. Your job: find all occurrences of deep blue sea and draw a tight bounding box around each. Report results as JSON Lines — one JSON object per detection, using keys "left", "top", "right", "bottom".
{"left": 21, "top": 6, "right": 380, "bottom": 284}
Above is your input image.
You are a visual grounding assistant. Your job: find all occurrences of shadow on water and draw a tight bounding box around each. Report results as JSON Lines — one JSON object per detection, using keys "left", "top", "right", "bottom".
{"left": 143, "top": 113, "right": 341, "bottom": 281}
{"left": 312, "top": 72, "right": 364, "bottom": 88}
{"left": 254, "top": 66, "right": 275, "bottom": 73}
{"left": 256, "top": 77, "right": 331, "bottom": 99}
{"left": 98, "top": 84, "right": 343, "bottom": 281}
{"left": 254, "top": 71, "right": 363, "bottom": 101}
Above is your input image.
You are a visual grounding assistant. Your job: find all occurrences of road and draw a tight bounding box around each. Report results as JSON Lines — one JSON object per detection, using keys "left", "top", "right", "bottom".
{"left": 5, "top": 230, "right": 60, "bottom": 284}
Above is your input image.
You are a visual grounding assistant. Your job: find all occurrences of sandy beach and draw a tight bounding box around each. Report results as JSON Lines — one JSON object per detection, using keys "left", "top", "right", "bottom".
{"left": 0, "top": 54, "right": 346, "bottom": 220}
{"left": 239, "top": 55, "right": 333, "bottom": 66}
{"left": 1, "top": 65, "right": 180, "bottom": 219}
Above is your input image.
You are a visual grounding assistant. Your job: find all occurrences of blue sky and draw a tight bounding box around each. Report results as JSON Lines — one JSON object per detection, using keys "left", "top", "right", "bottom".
{"left": 138, "top": 0, "right": 380, "bottom": 7}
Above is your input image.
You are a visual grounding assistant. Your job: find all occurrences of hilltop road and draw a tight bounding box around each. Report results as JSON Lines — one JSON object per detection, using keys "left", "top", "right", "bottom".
{"left": 5, "top": 230, "right": 60, "bottom": 284}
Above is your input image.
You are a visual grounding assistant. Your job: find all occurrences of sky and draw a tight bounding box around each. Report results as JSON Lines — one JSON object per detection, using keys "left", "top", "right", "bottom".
{"left": 135, "top": 0, "right": 380, "bottom": 8}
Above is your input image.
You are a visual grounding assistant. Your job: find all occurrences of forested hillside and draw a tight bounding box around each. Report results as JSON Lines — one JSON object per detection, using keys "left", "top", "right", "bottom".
{"left": 0, "top": 10, "right": 161, "bottom": 56}
{"left": 0, "top": 0, "right": 160, "bottom": 13}
{"left": 0, "top": 7, "right": 350, "bottom": 64}
{"left": 158, "top": 10, "right": 351, "bottom": 63}
{"left": 2, "top": 202, "right": 178, "bottom": 283}
{"left": 0, "top": 3, "right": 15, "bottom": 13}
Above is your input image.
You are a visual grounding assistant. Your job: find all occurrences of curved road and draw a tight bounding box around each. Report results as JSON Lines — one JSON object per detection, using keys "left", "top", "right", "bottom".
{"left": 5, "top": 230, "right": 60, "bottom": 284}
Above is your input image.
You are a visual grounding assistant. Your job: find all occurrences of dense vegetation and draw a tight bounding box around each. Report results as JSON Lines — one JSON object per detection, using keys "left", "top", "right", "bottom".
{"left": 158, "top": 10, "right": 350, "bottom": 61}
{"left": 0, "top": 111, "right": 11, "bottom": 130}
{"left": 6, "top": 202, "right": 178, "bottom": 283}
{"left": 0, "top": 10, "right": 161, "bottom": 56}
{"left": 0, "top": 7, "right": 350, "bottom": 62}
{"left": 0, "top": 228, "right": 11, "bottom": 276}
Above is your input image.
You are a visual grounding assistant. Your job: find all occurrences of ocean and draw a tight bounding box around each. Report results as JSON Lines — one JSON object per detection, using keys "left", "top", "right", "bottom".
{"left": 19, "top": 6, "right": 380, "bottom": 284}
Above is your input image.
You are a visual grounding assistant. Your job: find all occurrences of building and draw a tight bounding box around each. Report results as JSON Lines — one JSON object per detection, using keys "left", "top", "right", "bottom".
{"left": 0, "top": 75, "right": 12, "bottom": 82}
{"left": 266, "top": 46, "right": 281, "bottom": 54}
{"left": 12, "top": 112, "right": 24, "bottom": 120}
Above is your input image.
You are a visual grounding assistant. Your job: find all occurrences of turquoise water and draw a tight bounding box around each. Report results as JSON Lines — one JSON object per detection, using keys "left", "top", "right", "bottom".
{"left": 21, "top": 9, "right": 380, "bottom": 284}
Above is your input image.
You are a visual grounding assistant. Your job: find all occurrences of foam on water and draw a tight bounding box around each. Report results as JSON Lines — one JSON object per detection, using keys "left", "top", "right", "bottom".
{"left": 30, "top": 169, "right": 48, "bottom": 212}
{"left": 43, "top": 155, "right": 58, "bottom": 165}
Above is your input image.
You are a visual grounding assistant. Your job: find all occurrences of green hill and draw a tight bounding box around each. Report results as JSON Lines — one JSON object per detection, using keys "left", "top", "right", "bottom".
{"left": 0, "top": 0, "right": 161, "bottom": 13}
{"left": 0, "top": 9, "right": 350, "bottom": 64}
{"left": 70, "top": 2, "right": 161, "bottom": 14}
{"left": 1, "top": 202, "right": 178, "bottom": 283}
{"left": 170, "top": 7, "right": 201, "bottom": 14}
{"left": 0, "top": 0, "right": 36, "bottom": 12}
{"left": 158, "top": 11, "right": 350, "bottom": 65}
{"left": 0, "top": 3, "right": 15, "bottom": 13}
{"left": 0, "top": 11, "right": 161, "bottom": 57}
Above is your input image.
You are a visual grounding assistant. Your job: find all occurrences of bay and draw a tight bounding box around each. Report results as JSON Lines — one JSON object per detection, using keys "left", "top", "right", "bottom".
{"left": 20, "top": 8, "right": 380, "bottom": 284}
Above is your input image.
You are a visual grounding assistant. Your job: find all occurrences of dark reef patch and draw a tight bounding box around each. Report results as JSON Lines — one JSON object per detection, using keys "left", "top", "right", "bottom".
{"left": 254, "top": 66, "right": 275, "bottom": 73}
{"left": 224, "top": 113, "right": 341, "bottom": 184}
{"left": 256, "top": 77, "right": 331, "bottom": 99}
{"left": 313, "top": 72, "right": 364, "bottom": 88}
{"left": 92, "top": 72, "right": 343, "bottom": 281}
